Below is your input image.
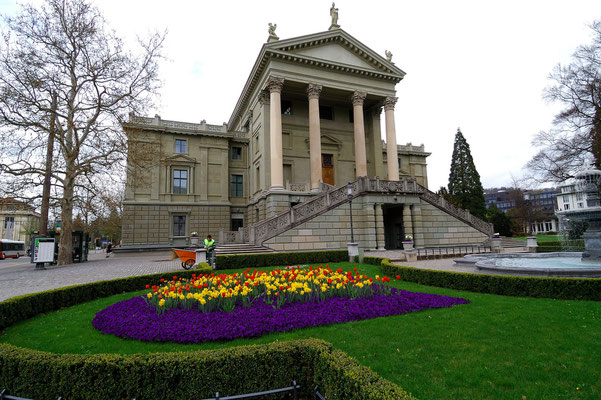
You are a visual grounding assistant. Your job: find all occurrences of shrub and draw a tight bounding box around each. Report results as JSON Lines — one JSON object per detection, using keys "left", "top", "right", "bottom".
{"left": 373, "top": 257, "right": 601, "bottom": 301}
{"left": 0, "top": 259, "right": 413, "bottom": 400}
{"left": 314, "top": 349, "right": 415, "bottom": 400}
{"left": 0, "top": 265, "right": 212, "bottom": 331}
{"left": 537, "top": 239, "right": 584, "bottom": 252}
{"left": 215, "top": 250, "right": 348, "bottom": 270}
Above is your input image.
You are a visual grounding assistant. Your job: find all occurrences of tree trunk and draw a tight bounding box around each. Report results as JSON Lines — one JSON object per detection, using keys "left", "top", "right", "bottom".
{"left": 40, "top": 92, "right": 57, "bottom": 236}
{"left": 57, "top": 164, "right": 75, "bottom": 265}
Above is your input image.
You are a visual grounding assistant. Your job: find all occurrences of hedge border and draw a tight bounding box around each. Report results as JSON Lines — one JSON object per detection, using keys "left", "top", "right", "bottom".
{"left": 365, "top": 256, "right": 601, "bottom": 301}
{"left": 0, "top": 258, "right": 412, "bottom": 400}
{"left": 215, "top": 250, "right": 348, "bottom": 269}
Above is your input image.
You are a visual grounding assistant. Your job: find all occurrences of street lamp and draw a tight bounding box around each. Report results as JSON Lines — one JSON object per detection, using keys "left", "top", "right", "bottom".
{"left": 347, "top": 182, "right": 354, "bottom": 243}
{"left": 346, "top": 182, "right": 358, "bottom": 262}
{"left": 524, "top": 192, "right": 531, "bottom": 235}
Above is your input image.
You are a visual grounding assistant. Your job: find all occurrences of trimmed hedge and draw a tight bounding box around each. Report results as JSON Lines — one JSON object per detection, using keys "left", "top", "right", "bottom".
{"left": 370, "top": 257, "right": 601, "bottom": 301}
{"left": 537, "top": 239, "right": 584, "bottom": 252}
{"left": 215, "top": 250, "right": 348, "bottom": 270}
{"left": 314, "top": 348, "right": 415, "bottom": 400}
{"left": 0, "top": 265, "right": 212, "bottom": 331}
{"left": 0, "top": 258, "right": 413, "bottom": 400}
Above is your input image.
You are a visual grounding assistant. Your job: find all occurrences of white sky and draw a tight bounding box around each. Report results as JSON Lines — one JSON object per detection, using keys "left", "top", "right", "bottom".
{"left": 1, "top": 0, "right": 599, "bottom": 191}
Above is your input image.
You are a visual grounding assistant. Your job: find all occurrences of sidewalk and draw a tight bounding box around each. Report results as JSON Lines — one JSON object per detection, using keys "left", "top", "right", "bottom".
{"left": 0, "top": 250, "right": 182, "bottom": 302}
{"left": 364, "top": 250, "right": 478, "bottom": 273}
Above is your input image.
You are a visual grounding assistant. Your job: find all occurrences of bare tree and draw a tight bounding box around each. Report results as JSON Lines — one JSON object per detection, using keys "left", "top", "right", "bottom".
{"left": 0, "top": 0, "right": 165, "bottom": 264}
{"left": 527, "top": 19, "right": 601, "bottom": 183}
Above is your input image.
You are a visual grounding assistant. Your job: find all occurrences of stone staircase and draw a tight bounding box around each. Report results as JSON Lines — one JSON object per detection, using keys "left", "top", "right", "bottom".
{"left": 483, "top": 236, "right": 528, "bottom": 251}
{"left": 214, "top": 243, "right": 275, "bottom": 255}
{"left": 220, "top": 177, "right": 494, "bottom": 247}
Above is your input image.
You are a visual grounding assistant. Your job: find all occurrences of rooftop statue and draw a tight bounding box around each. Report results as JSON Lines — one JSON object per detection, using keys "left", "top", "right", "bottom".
{"left": 268, "top": 23, "right": 279, "bottom": 42}
{"left": 385, "top": 50, "right": 393, "bottom": 62}
{"left": 329, "top": 3, "right": 340, "bottom": 30}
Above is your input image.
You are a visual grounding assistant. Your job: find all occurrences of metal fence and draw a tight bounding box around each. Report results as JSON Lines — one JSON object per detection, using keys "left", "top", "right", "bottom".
{"left": 0, "top": 390, "right": 62, "bottom": 400}
{"left": 417, "top": 245, "right": 491, "bottom": 259}
{"left": 314, "top": 386, "right": 326, "bottom": 400}
{"left": 201, "top": 381, "right": 300, "bottom": 400}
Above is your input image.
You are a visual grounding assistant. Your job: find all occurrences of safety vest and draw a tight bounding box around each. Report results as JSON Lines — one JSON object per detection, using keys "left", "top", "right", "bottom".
{"left": 204, "top": 238, "right": 215, "bottom": 247}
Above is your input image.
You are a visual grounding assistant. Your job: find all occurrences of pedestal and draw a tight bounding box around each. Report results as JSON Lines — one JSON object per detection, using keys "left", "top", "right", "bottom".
{"left": 491, "top": 237, "right": 502, "bottom": 253}
{"left": 195, "top": 248, "right": 207, "bottom": 264}
{"left": 347, "top": 242, "right": 359, "bottom": 262}
{"left": 190, "top": 237, "right": 199, "bottom": 247}
{"left": 402, "top": 241, "right": 414, "bottom": 251}
{"left": 526, "top": 236, "right": 538, "bottom": 253}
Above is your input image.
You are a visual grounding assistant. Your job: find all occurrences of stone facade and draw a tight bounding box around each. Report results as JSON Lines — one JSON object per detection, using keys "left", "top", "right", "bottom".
{"left": 121, "top": 21, "right": 492, "bottom": 250}
{"left": 0, "top": 198, "right": 40, "bottom": 244}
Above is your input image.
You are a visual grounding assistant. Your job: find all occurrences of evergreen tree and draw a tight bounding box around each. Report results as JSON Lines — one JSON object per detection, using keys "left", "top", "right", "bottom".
{"left": 486, "top": 203, "right": 513, "bottom": 237}
{"left": 448, "top": 128, "right": 487, "bottom": 219}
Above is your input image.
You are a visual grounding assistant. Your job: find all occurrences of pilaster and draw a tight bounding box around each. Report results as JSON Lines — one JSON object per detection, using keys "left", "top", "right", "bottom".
{"left": 411, "top": 204, "right": 424, "bottom": 248}
{"left": 375, "top": 203, "right": 385, "bottom": 250}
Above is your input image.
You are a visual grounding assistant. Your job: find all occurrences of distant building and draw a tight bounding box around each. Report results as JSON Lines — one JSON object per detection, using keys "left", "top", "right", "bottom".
{"left": 555, "top": 167, "right": 601, "bottom": 232}
{"left": 484, "top": 187, "right": 559, "bottom": 234}
{"left": 0, "top": 198, "right": 40, "bottom": 244}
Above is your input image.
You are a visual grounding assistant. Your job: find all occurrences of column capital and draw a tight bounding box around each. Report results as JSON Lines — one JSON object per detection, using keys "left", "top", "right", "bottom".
{"left": 258, "top": 91, "right": 270, "bottom": 105}
{"left": 384, "top": 96, "right": 398, "bottom": 111}
{"left": 266, "top": 76, "right": 284, "bottom": 93}
{"left": 351, "top": 91, "right": 367, "bottom": 106}
{"left": 306, "top": 83, "right": 323, "bottom": 99}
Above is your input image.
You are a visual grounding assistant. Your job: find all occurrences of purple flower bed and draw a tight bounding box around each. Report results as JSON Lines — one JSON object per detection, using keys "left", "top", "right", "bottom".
{"left": 92, "top": 287, "right": 469, "bottom": 343}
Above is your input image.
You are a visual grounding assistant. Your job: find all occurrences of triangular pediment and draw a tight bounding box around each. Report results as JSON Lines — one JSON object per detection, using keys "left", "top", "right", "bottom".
{"left": 165, "top": 154, "right": 196, "bottom": 164}
{"left": 267, "top": 29, "right": 405, "bottom": 76}
{"left": 321, "top": 134, "right": 342, "bottom": 146}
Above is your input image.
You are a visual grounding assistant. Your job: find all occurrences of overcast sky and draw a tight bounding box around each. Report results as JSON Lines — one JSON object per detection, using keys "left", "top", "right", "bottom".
{"left": 1, "top": 0, "right": 599, "bottom": 191}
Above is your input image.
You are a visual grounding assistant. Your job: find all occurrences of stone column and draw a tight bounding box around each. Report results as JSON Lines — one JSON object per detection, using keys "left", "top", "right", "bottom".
{"left": 384, "top": 96, "right": 399, "bottom": 181}
{"left": 307, "top": 83, "right": 323, "bottom": 191}
{"left": 268, "top": 76, "right": 285, "bottom": 190}
{"left": 403, "top": 204, "right": 413, "bottom": 240}
{"left": 351, "top": 91, "right": 368, "bottom": 178}
{"left": 375, "top": 203, "right": 385, "bottom": 250}
{"left": 411, "top": 204, "right": 424, "bottom": 248}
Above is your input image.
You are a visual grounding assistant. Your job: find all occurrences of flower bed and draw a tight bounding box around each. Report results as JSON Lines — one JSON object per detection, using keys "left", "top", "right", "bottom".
{"left": 92, "top": 266, "right": 469, "bottom": 343}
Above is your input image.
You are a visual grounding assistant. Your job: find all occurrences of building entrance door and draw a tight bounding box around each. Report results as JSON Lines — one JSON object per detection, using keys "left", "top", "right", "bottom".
{"left": 322, "top": 154, "right": 334, "bottom": 186}
{"left": 383, "top": 205, "right": 405, "bottom": 249}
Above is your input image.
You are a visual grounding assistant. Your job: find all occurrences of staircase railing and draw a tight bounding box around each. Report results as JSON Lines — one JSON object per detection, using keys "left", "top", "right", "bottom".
{"left": 227, "top": 177, "right": 493, "bottom": 245}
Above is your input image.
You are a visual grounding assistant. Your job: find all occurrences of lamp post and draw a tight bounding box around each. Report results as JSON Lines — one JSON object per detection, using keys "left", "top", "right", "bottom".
{"left": 346, "top": 182, "right": 358, "bottom": 261}
{"left": 347, "top": 182, "right": 354, "bottom": 242}
{"left": 524, "top": 192, "right": 538, "bottom": 252}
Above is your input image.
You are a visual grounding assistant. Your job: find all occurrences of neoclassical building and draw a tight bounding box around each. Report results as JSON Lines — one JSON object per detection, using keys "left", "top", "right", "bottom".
{"left": 122, "top": 16, "right": 492, "bottom": 251}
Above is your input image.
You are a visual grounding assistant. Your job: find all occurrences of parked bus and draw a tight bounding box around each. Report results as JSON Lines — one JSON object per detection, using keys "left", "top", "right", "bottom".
{"left": 0, "top": 239, "right": 26, "bottom": 260}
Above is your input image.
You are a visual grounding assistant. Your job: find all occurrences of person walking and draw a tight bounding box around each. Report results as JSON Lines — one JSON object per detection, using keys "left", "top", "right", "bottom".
{"left": 106, "top": 242, "right": 113, "bottom": 258}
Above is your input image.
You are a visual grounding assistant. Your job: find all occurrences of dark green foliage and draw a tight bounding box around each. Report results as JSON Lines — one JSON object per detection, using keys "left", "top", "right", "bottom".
{"left": 537, "top": 239, "right": 585, "bottom": 252}
{"left": 0, "top": 340, "right": 325, "bottom": 400}
{"left": 0, "top": 265, "right": 212, "bottom": 331}
{"left": 216, "top": 250, "right": 348, "bottom": 270}
{"left": 371, "top": 257, "right": 601, "bottom": 301}
{"left": 566, "top": 220, "right": 589, "bottom": 240}
{"left": 0, "top": 258, "right": 411, "bottom": 400}
{"left": 313, "top": 349, "right": 415, "bottom": 400}
{"left": 486, "top": 203, "right": 513, "bottom": 236}
{"left": 448, "top": 128, "right": 487, "bottom": 219}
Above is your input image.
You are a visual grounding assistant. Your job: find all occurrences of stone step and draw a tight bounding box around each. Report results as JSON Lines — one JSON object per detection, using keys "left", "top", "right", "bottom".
{"left": 214, "top": 244, "right": 275, "bottom": 255}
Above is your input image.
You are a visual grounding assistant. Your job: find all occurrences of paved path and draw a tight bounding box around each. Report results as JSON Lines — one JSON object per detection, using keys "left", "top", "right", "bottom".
{"left": 364, "top": 250, "right": 478, "bottom": 273}
{"left": 0, "top": 249, "right": 485, "bottom": 302}
{"left": 0, "top": 250, "right": 182, "bottom": 302}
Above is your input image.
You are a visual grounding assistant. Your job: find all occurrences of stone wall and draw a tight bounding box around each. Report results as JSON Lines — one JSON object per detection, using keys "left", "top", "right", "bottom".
{"left": 419, "top": 202, "right": 488, "bottom": 246}
{"left": 263, "top": 193, "right": 489, "bottom": 251}
{"left": 264, "top": 197, "right": 376, "bottom": 252}
{"left": 121, "top": 203, "right": 230, "bottom": 247}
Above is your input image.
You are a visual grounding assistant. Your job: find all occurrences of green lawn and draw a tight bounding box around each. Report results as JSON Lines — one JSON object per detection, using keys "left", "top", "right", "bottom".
{"left": 1, "top": 262, "right": 600, "bottom": 400}
{"left": 513, "top": 234, "right": 561, "bottom": 242}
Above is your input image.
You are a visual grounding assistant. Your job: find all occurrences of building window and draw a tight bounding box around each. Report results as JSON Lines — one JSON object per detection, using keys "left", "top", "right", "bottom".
{"left": 175, "top": 139, "right": 187, "bottom": 154}
{"left": 231, "top": 146, "right": 242, "bottom": 160}
{"left": 172, "top": 215, "right": 186, "bottom": 237}
{"left": 563, "top": 195, "right": 569, "bottom": 203}
{"left": 282, "top": 100, "right": 292, "bottom": 115}
{"left": 546, "top": 222, "right": 552, "bottom": 231}
{"left": 565, "top": 204, "right": 570, "bottom": 210}
{"left": 576, "top": 193, "right": 583, "bottom": 201}
{"left": 231, "top": 215, "right": 244, "bottom": 231}
{"left": 398, "top": 157, "right": 401, "bottom": 169}
{"left": 231, "top": 174, "right": 243, "bottom": 197}
{"left": 348, "top": 109, "right": 354, "bottom": 123}
{"left": 173, "top": 169, "right": 188, "bottom": 194}
{"left": 578, "top": 202, "right": 584, "bottom": 208}
{"left": 320, "top": 106, "right": 333, "bottom": 120}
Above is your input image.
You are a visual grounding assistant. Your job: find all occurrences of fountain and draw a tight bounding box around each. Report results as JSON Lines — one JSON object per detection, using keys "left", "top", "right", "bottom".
{"left": 456, "top": 167, "right": 601, "bottom": 278}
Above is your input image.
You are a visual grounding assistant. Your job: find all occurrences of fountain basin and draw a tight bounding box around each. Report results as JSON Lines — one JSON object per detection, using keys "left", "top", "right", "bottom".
{"left": 455, "top": 253, "right": 601, "bottom": 278}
